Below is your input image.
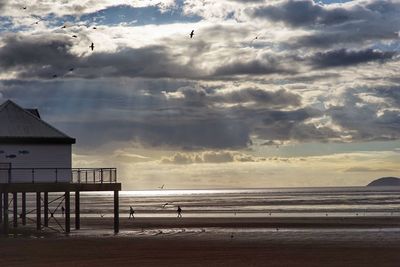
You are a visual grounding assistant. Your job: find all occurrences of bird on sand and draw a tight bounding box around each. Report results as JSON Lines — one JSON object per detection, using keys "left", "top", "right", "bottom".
{"left": 69, "top": 68, "right": 74, "bottom": 72}
{"left": 190, "top": 30, "right": 194, "bottom": 38}
{"left": 89, "top": 42, "right": 94, "bottom": 51}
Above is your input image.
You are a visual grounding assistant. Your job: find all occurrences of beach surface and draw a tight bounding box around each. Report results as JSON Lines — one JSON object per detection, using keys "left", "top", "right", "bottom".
{"left": 2, "top": 217, "right": 400, "bottom": 266}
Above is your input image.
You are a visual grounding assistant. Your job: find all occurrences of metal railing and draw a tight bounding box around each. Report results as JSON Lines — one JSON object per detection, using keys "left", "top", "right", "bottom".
{"left": 0, "top": 168, "right": 117, "bottom": 184}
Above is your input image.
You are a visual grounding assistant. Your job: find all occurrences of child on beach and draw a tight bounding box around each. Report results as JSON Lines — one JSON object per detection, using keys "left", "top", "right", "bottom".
{"left": 129, "top": 206, "right": 135, "bottom": 219}
{"left": 177, "top": 206, "right": 182, "bottom": 218}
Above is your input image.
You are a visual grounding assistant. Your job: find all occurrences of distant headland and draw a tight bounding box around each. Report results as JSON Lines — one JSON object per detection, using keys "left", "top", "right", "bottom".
{"left": 367, "top": 177, "right": 400, "bottom": 187}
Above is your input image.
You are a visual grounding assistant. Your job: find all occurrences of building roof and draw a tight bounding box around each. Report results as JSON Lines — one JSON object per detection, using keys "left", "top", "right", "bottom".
{"left": 0, "top": 100, "right": 76, "bottom": 144}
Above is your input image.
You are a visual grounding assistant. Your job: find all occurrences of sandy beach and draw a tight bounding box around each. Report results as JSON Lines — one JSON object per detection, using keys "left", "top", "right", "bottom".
{"left": 2, "top": 217, "right": 400, "bottom": 266}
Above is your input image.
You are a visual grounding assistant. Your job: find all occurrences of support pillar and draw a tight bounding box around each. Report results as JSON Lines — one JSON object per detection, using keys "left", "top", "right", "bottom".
{"left": 36, "top": 192, "right": 41, "bottom": 230}
{"left": 21, "top": 193, "right": 26, "bottom": 226}
{"left": 65, "top": 191, "right": 70, "bottom": 233}
{"left": 75, "top": 191, "right": 80, "bottom": 230}
{"left": 44, "top": 192, "right": 48, "bottom": 227}
{"left": 13, "top": 192, "right": 17, "bottom": 228}
{"left": 0, "top": 192, "right": 3, "bottom": 224}
{"left": 3, "top": 193, "right": 8, "bottom": 234}
{"left": 114, "top": 190, "right": 119, "bottom": 234}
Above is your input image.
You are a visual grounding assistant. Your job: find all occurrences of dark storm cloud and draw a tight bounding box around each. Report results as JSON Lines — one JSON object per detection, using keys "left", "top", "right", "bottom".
{"left": 0, "top": 33, "right": 293, "bottom": 79}
{"left": 328, "top": 92, "right": 400, "bottom": 142}
{"left": 0, "top": 34, "right": 200, "bottom": 79}
{"left": 310, "top": 48, "right": 396, "bottom": 68}
{"left": 212, "top": 88, "right": 301, "bottom": 107}
{"left": 0, "top": 35, "right": 78, "bottom": 73}
{"left": 250, "top": 0, "right": 400, "bottom": 27}
{"left": 251, "top": 0, "right": 353, "bottom": 27}
{"left": 213, "top": 58, "right": 291, "bottom": 76}
{"left": 0, "top": 78, "right": 335, "bottom": 149}
{"left": 251, "top": 0, "right": 400, "bottom": 49}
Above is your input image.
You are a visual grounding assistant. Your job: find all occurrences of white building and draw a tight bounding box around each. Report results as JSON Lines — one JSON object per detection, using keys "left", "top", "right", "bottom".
{"left": 0, "top": 100, "right": 75, "bottom": 183}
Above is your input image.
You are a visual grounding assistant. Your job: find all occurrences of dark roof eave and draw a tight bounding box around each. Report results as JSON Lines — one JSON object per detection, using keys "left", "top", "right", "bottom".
{"left": 0, "top": 137, "right": 76, "bottom": 144}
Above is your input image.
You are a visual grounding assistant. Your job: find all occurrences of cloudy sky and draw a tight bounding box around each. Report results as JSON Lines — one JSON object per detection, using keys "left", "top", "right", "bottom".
{"left": 1, "top": 0, "right": 399, "bottom": 189}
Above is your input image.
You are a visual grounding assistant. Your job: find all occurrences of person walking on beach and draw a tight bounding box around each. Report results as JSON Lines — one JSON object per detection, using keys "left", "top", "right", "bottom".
{"left": 129, "top": 206, "right": 135, "bottom": 219}
{"left": 177, "top": 206, "right": 182, "bottom": 218}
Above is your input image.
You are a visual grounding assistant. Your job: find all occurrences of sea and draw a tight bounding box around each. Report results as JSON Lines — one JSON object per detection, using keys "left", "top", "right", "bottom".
{"left": 10, "top": 186, "right": 400, "bottom": 242}
{"left": 22, "top": 186, "right": 400, "bottom": 218}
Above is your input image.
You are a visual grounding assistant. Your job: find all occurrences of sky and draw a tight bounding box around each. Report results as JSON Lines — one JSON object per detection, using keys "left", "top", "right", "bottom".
{"left": 0, "top": 0, "right": 399, "bottom": 189}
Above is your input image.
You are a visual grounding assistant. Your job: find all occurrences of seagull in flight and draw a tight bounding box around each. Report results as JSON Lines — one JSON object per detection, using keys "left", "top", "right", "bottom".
{"left": 190, "top": 30, "right": 194, "bottom": 38}
{"left": 89, "top": 42, "right": 94, "bottom": 51}
{"left": 162, "top": 202, "right": 170, "bottom": 208}
{"left": 72, "top": 35, "right": 78, "bottom": 38}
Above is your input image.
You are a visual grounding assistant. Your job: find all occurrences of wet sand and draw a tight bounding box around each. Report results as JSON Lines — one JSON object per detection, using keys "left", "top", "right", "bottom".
{"left": 2, "top": 217, "right": 400, "bottom": 266}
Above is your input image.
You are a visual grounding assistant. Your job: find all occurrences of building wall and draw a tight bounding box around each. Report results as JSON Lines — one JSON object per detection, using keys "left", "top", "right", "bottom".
{"left": 0, "top": 144, "right": 72, "bottom": 183}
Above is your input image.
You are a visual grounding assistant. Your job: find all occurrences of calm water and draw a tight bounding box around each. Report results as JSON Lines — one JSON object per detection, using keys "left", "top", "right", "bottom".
{"left": 18, "top": 186, "right": 400, "bottom": 219}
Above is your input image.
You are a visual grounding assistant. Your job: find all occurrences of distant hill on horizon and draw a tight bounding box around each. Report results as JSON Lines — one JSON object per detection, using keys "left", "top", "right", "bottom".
{"left": 367, "top": 177, "right": 400, "bottom": 187}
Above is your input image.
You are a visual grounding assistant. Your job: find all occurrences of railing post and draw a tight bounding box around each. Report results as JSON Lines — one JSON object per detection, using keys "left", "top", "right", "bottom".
{"left": 32, "top": 169, "right": 35, "bottom": 184}
{"left": 85, "top": 170, "right": 88, "bottom": 183}
{"left": 8, "top": 168, "right": 11, "bottom": 184}
{"left": 78, "top": 169, "right": 81, "bottom": 183}
{"left": 55, "top": 169, "right": 58, "bottom": 183}
{"left": 100, "top": 169, "right": 103, "bottom": 184}
{"left": 93, "top": 170, "right": 95, "bottom": 183}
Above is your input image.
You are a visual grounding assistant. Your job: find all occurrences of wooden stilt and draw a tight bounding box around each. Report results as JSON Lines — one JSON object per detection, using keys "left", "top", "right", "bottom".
{"left": 75, "top": 191, "right": 80, "bottom": 230}
{"left": 114, "top": 190, "right": 119, "bottom": 234}
{"left": 44, "top": 192, "right": 49, "bottom": 227}
{"left": 65, "top": 191, "right": 70, "bottom": 233}
{"left": 13, "top": 192, "right": 17, "bottom": 228}
{"left": 2, "top": 193, "right": 8, "bottom": 235}
{"left": 0, "top": 192, "right": 3, "bottom": 224}
{"left": 36, "top": 192, "right": 41, "bottom": 230}
{"left": 21, "top": 193, "right": 26, "bottom": 226}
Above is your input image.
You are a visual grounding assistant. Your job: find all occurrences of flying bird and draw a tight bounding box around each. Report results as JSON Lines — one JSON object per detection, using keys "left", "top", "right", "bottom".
{"left": 52, "top": 74, "right": 58, "bottom": 78}
{"left": 72, "top": 35, "right": 78, "bottom": 38}
{"left": 190, "top": 30, "right": 194, "bottom": 38}
{"left": 5, "top": 154, "right": 17, "bottom": 159}
{"left": 61, "top": 25, "right": 67, "bottom": 29}
{"left": 89, "top": 42, "right": 94, "bottom": 51}
{"left": 18, "top": 150, "right": 30, "bottom": 155}
{"left": 22, "top": 7, "right": 27, "bottom": 10}
{"left": 158, "top": 184, "right": 165, "bottom": 190}
{"left": 93, "top": 27, "right": 97, "bottom": 30}
{"left": 69, "top": 68, "right": 74, "bottom": 72}
{"left": 162, "top": 203, "right": 169, "bottom": 208}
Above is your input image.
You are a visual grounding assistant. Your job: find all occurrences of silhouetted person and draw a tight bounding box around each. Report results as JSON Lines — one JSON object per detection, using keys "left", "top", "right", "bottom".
{"left": 129, "top": 206, "right": 135, "bottom": 219}
{"left": 177, "top": 206, "right": 182, "bottom": 218}
{"left": 190, "top": 30, "right": 194, "bottom": 38}
{"left": 61, "top": 206, "right": 65, "bottom": 217}
{"left": 89, "top": 42, "right": 94, "bottom": 51}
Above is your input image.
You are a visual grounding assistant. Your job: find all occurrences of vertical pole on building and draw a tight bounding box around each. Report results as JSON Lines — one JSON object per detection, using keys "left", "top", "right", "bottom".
{"left": 114, "top": 190, "right": 119, "bottom": 234}
{"left": 75, "top": 191, "right": 80, "bottom": 230}
{"left": 21, "top": 192, "right": 26, "bottom": 226}
{"left": 13, "top": 192, "right": 17, "bottom": 228}
{"left": 65, "top": 191, "right": 70, "bottom": 233}
{"left": 2, "top": 193, "right": 8, "bottom": 235}
{"left": 44, "top": 192, "right": 48, "bottom": 227}
{"left": 36, "top": 192, "right": 41, "bottom": 230}
{"left": 0, "top": 192, "right": 3, "bottom": 224}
